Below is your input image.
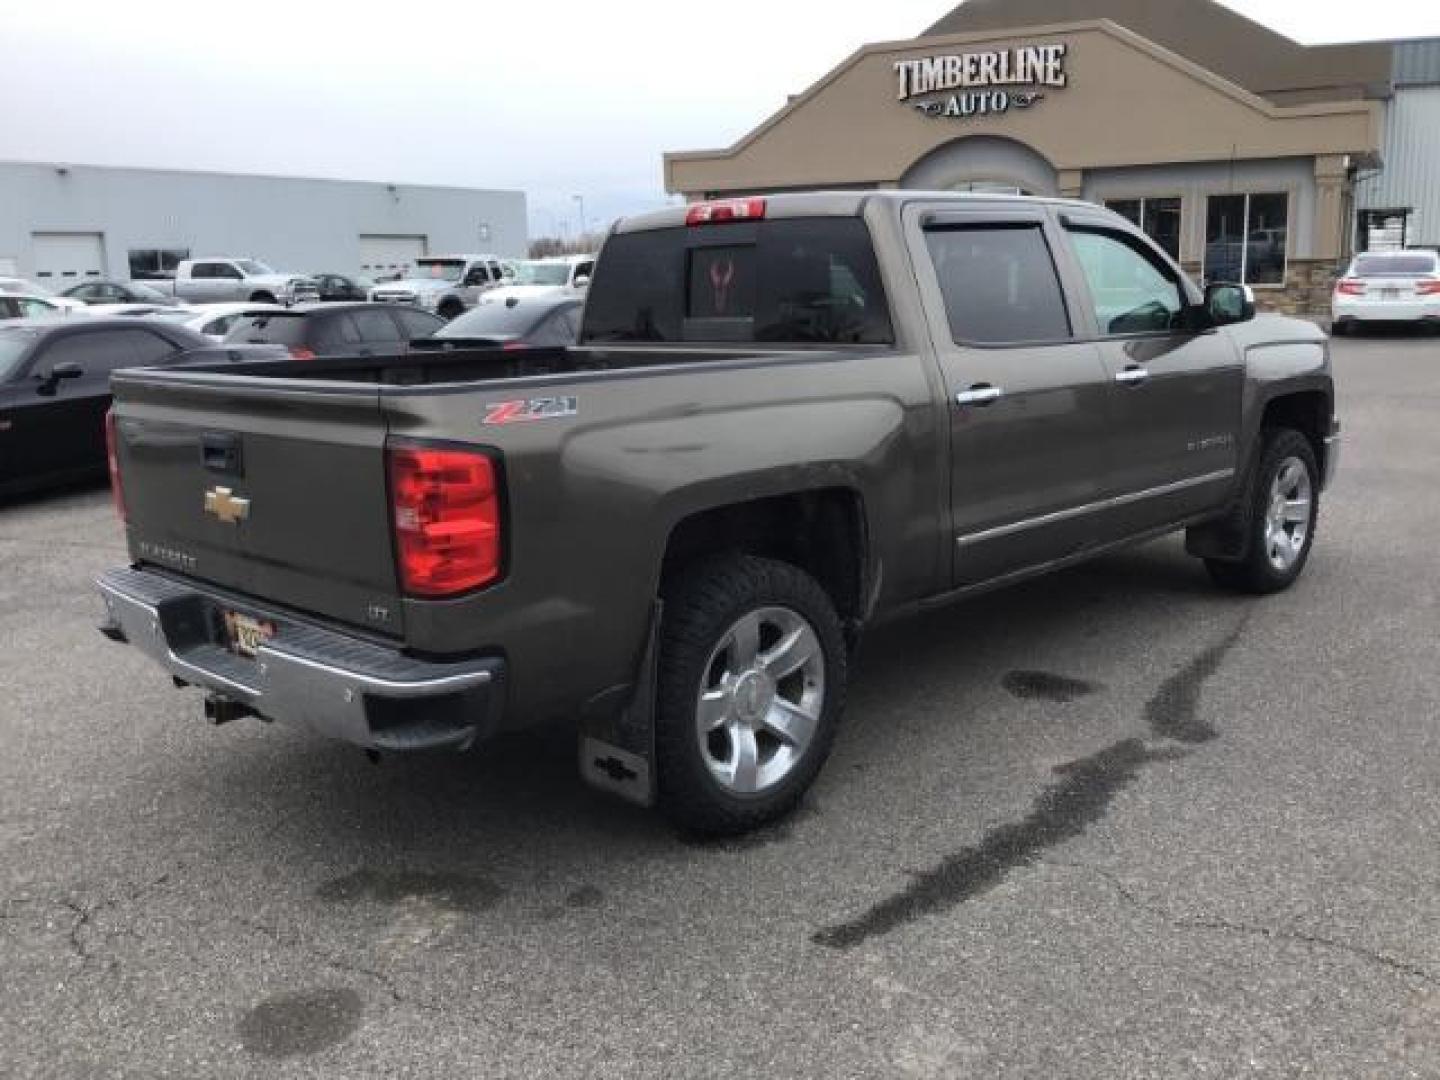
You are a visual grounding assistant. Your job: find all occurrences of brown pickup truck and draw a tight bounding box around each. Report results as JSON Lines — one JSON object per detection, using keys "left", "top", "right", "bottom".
{"left": 97, "top": 192, "right": 1340, "bottom": 834}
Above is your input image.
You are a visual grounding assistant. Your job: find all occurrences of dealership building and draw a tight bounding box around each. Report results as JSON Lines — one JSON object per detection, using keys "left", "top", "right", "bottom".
{"left": 0, "top": 162, "right": 527, "bottom": 286}
{"left": 666, "top": 0, "right": 1440, "bottom": 318}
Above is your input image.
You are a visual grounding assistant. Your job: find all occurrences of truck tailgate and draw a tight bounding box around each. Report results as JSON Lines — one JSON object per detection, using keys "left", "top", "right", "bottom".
{"left": 110, "top": 370, "right": 404, "bottom": 638}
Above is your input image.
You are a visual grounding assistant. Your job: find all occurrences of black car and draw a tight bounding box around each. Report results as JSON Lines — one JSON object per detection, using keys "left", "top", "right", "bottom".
{"left": 222, "top": 302, "right": 445, "bottom": 358}
{"left": 416, "top": 295, "right": 583, "bottom": 349}
{"left": 0, "top": 318, "right": 283, "bottom": 497}
{"left": 311, "top": 274, "right": 373, "bottom": 302}
{"left": 60, "top": 280, "right": 179, "bottom": 306}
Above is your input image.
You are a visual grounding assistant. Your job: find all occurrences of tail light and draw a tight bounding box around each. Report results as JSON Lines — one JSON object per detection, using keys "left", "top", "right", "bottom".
{"left": 105, "top": 408, "right": 126, "bottom": 522}
{"left": 1335, "top": 279, "right": 1366, "bottom": 296}
{"left": 1417, "top": 280, "right": 1440, "bottom": 296}
{"left": 686, "top": 197, "right": 767, "bottom": 226}
{"left": 288, "top": 345, "right": 317, "bottom": 360}
{"left": 387, "top": 441, "right": 502, "bottom": 597}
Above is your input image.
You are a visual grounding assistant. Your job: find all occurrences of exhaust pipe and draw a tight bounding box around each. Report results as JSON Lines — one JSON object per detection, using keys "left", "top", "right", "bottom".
{"left": 204, "top": 693, "right": 259, "bottom": 726}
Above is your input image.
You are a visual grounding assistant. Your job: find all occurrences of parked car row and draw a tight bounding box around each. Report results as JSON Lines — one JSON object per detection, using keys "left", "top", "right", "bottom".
{"left": 1, "top": 289, "right": 589, "bottom": 498}
{"left": 370, "top": 253, "right": 594, "bottom": 318}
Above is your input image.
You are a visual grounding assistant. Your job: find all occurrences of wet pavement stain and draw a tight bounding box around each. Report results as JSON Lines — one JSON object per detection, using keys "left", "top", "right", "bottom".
{"left": 565, "top": 885, "right": 604, "bottom": 909}
{"left": 813, "top": 738, "right": 1188, "bottom": 949}
{"left": 316, "top": 869, "right": 505, "bottom": 913}
{"left": 1145, "top": 621, "right": 1247, "bottom": 744}
{"left": 1002, "top": 670, "right": 1103, "bottom": 703}
{"left": 814, "top": 622, "right": 1247, "bottom": 950}
{"left": 238, "top": 986, "right": 363, "bottom": 1059}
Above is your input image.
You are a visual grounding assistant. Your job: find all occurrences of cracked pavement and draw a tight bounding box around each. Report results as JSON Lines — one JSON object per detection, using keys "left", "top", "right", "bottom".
{"left": 2, "top": 333, "right": 1440, "bottom": 1077}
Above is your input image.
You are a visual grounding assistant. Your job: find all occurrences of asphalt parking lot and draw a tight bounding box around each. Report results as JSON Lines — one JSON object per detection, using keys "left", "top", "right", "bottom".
{"left": 2, "top": 332, "right": 1439, "bottom": 1078}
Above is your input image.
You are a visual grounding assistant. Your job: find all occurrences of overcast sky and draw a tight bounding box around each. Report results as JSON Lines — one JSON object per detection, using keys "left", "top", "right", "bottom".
{"left": 2, "top": 1, "right": 1436, "bottom": 235}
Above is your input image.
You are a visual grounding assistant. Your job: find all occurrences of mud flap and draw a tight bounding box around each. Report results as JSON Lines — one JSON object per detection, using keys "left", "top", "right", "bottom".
{"left": 579, "top": 600, "right": 661, "bottom": 807}
{"left": 1186, "top": 441, "right": 1263, "bottom": 562}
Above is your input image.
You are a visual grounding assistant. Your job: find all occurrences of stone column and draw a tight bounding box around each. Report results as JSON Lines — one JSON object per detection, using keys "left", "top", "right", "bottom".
{"left": 1313, "top": 154, "right": 1350, "bottom": 263}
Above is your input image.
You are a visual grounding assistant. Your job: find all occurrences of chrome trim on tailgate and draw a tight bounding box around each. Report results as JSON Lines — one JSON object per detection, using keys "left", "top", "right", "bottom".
{"left": 96, "top": 567, "right": 501, "bottom": 750}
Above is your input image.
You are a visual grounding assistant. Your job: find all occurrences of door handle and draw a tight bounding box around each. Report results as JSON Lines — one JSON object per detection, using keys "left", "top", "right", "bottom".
{"left": 955, "top": 384, "right": 1003, "bottom": 407}
{"left": 1114, "top": 365, "right": 1150, "bottom": 386}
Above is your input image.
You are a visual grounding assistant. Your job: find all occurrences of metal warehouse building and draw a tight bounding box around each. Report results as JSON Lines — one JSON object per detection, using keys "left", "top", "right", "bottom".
{"left": 666, "top": 0, "right": 1440, "bottom": 320}
{"left": 0, "top": 162, "right": 527, "bottom": 286}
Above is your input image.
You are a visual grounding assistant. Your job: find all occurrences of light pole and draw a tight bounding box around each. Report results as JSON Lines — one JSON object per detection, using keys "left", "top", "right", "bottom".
{"left": 573, "top": 194, "right": 586, "bottom": 241}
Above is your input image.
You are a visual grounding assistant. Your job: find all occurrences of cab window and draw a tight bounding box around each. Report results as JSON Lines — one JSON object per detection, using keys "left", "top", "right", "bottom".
{"left": 1068, "top": 229, "right": 1185, "bottom": 335}
{"left": 924, "top": 224, "right": 1072, "bottom": 344}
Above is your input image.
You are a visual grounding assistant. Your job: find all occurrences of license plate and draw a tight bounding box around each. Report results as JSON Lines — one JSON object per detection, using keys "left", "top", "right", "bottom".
{"left": 224, "top": 610, "right": 275, "bottom": 658}
{"left": 1382, "top": 288, "right": 1401, "bottom": 300}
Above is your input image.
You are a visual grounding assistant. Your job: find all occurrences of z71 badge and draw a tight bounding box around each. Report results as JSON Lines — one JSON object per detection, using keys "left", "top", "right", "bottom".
{"left": 483, "top": 397, "right": 578, "bottom": 426}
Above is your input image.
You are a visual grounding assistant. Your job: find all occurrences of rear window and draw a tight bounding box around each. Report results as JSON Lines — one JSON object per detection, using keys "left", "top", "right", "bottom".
{"left": 1353, "top": 253, "right": 1438, "bottom": 276}
{"left": 439, "top": 302, "right": 550, "bottom": 337}
{"left": 582, "top": 218, "right": 894, "bottom": 345}
{"left": 223, "top": 313, "right": 307, "bottom": 345}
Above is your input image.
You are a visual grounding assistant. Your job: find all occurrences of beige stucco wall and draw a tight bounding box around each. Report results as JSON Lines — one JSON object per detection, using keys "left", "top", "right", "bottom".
{"left": 665, "top": 21, "right": 1381, "bottom": 198}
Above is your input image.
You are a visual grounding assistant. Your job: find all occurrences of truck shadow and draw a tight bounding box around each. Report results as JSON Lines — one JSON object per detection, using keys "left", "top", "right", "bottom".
{"left": 0, "top": 476, "right": 109, "bottom": 513}
{"left": 183, "top": 535, "right": 1247, "bottom": 882}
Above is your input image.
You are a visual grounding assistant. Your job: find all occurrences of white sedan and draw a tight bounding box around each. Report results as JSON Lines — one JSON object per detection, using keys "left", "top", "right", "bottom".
{"left": 0, "top": 277, "right": 88, "bottom": 313}
{"left": 147, "top": 301, "right": 285, "bottom": 339}
{"left": 1332, "top": 250, "right": 1440, "bottom": 334}
{"left": 0, "top": 293, "right": 84, "bottom": 320}
{"left": 87, "top": 303, "right": 190, "bottom": 319}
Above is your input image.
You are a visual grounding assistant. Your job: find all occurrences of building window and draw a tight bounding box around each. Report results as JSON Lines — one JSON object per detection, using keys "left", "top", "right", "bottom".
{"left": 1204, "top": 193, "right": 1288, "bottom": 286}
{"left": 1104, "top": 197, "right": 1182, "bottom": 261}
{"left": 1357, "top": 209, "right": 1410, "bottom": 252}
{"left": 128, "top": 248, "right": 190, "bottom": 280}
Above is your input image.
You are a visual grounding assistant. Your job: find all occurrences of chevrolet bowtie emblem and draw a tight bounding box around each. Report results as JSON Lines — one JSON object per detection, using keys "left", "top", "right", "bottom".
{"left": 204, "top": 486, "right": 251, "bottom": 524}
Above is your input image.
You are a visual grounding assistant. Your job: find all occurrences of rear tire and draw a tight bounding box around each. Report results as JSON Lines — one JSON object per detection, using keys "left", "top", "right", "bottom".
{"left": 1205, "top": 428, "right": 1319, "bottom": 594}
{"left": 655, "top": 554, "right": 846, "bottom": 836}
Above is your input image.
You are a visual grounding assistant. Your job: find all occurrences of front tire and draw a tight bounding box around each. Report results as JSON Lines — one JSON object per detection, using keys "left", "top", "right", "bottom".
{"left": 249, "top": 291, "right": 277, "bottom": 304}
{"left": 437, "top": 299, "right": 465, "bottom": 321}
{"left": 655, "top": 555, "right": 846, "bottom": 836}
{"left": 1205, "top": 428, "right": 1319, "bottom": 594}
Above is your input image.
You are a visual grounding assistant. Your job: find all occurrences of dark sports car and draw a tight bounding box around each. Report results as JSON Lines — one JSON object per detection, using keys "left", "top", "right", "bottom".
{"left": 0, "top": 318, "right": 283, "bottom": 497}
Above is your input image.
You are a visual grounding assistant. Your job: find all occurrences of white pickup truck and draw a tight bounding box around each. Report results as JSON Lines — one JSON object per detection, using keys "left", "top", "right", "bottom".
{"left": 149, "top": 258, "right": 320, "bottom": 306}
{"left": 369, "top": 254, "right": 512, "bottom": 320}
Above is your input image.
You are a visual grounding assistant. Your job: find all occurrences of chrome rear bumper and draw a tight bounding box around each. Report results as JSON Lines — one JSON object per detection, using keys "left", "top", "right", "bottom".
{"left": 97, "top": 567, "right": 503, "bottom": 751}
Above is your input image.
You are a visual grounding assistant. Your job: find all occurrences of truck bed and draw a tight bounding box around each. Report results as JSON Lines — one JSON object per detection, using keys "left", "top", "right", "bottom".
{"left": 160, "top": 344, "right": 826, "bottom": 388}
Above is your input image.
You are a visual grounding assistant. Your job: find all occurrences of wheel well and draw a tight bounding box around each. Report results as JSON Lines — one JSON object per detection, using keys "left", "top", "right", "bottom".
{"left": 249, "top": 291, "right": 276, "bottom": 303}
{"left": 1261, "top": 391, "right": 1330, "bottom": 473}
{"left": 661, "top": 490, "right": 868, "bottom": 627}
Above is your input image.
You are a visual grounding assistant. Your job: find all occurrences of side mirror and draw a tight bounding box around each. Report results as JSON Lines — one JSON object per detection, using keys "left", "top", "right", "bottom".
{"left": 35, "top": 360, "right": 83, "bottom": 395}
{"left": 573, "top": 275, "right": 591, "bottom": 289}
{"left": 1204, "top": 282, "right": 1256, "bottom": 327}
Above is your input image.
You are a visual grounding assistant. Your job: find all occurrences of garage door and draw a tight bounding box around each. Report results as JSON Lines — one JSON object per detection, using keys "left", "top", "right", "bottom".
{"left": 32, "top": 232, "right": 105, "bottom": 287}
{"left": 359, "top": 235, "right": 427, "bottom": 279}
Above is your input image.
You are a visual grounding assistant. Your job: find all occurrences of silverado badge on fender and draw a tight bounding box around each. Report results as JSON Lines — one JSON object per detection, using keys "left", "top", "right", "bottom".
{"left": 204, "top": 486, "right": 251, "bottom": 524}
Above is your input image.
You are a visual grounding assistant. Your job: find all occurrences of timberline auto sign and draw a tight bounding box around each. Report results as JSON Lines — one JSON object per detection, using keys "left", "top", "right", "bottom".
{"left": 895, "top": 43, "right": 1068, "bottom": 120}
